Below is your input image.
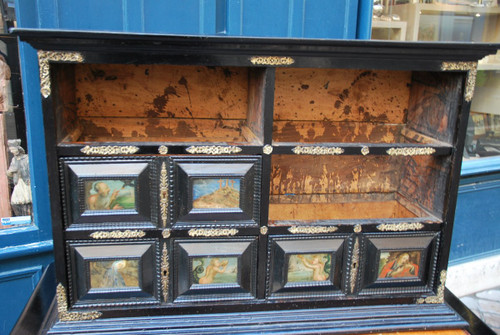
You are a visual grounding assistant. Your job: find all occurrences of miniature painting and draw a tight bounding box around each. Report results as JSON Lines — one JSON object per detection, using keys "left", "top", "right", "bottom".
{"left": 378, "top": 251, "right": 421, "bottom": 279}
{"left": 192, "top": 178, "right": 240, "bottom": 209}
{"left": 192, "top": 257, "right": 238, "bottom": 284}
{"left": 85, "top": 180, "right": 135, "bottom": 210}
{"left": 89, "top": 259, "right": 140, "bottom": 289}
{"left": 287, "top": 253, "right": 331, "bottom": 282}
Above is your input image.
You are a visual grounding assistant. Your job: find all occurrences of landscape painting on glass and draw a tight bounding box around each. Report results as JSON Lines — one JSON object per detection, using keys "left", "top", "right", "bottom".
{"left": 192, "top": 257, "right": 238, "bottom": 285}
{"left": 89, "top": 259, "right": 140, "bottom": 289}
{"left": 287, "top": 253, "right": 331, "bottom": 283}
{"left": 378, "top": 251, "right": 421, "bottom": 279}
{"left": 85, "top": 180, "right": 136, "bottom": 211}
{"left": 192, "top": 178, "right": 240, "bottom": 209}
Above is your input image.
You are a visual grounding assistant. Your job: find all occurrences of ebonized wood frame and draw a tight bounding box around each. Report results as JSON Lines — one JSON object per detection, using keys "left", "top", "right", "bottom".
{"left": 266, "top": 235, "right": 348, "bottom": 299}
{"left": 170, "top": 156, "right": 261, "bottom": 228}
{"left": 358, "top": 232, "right": 440, "bottom": 296}
{"left": 60, "top": 157, "right": 158, "bottom": 229}
{"left": 67, "top": 239, "right": 160, "bottom": 308}
{"left": 173, "top": 238, "right": 258, "bottom": 303}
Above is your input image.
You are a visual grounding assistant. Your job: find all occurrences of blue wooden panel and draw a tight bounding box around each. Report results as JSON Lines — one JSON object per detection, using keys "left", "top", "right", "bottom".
{"left": 0, "top": 266, "right": 42, "bottom": 334}
{"left": 143, "top": 0, "right": 201, "bottom": 34}
{"left": 240, "top": 0, "right": 289, "bottom": 37}
{"left": 302, "top": 0, "right": 359, "bottom": 38}
{"left": 450, "top": 173, "right": 500, "bottom": 263}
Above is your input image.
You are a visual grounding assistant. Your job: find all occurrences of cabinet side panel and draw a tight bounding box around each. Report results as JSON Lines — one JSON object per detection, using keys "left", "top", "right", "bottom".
{"left": 406, "top": 72, "right": 463, "bottom": 144}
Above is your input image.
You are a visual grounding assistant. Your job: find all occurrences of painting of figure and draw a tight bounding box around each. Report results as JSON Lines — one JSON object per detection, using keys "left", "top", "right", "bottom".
{"left": 192, "top": 257, "right": 238, "bottom": 285}
{"left": 89, "top": 259, "right": 139, "bottom": 289}
{"left": 287, "top": 253, "right": 331, "bottom": 282}
{"left": 85, "top": 180, "right": 135, "bottom": 211}
{"left": 378, "top": 251, "right": 421, "bottom": 279}
{"left": 192, "top": 178, "right": 240, "bottom": 209}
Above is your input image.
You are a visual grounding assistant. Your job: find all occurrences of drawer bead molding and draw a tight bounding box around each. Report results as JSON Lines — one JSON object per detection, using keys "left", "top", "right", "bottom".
{"left": 185, "top": 145, "right": 242, "bottom": 155}
{"left": 361, "top": 146, "right": 370, "bottom": 156}
{"left": 441, "top": 61, "right": 478, "bottom": 102}
{"left": 292, "top": 146, "right": 344, "bottom": 155}
{"left": 250, "top": 56, "right": 295, "bottom": 66}
{"left": 90, "top": 230, "right": 146, "bottom": 239}
{"left": 80, "top": 145, "right": 140, "bottom": 155}
{"left": 158, "top": 145, "right": 169, "bottom": 155}
{"left": 160, "top": 162, "right": 169, "bottom": 228}
{"left": 386, "top": 147, "right": 436, "bottom": 156}
{"left": 288, "top": 226, "right": 338, "bottom": 234}
{"left": 57, "top": 284, "right": 101, "bottom": 321}
{"left": 377, "top": 222, "right": 424, "bottom": 232}
{"left": 417, "top": 270, "right": 447, "bottom": 304}
{"left": 350, "top": 237, "right": 360, "bottom": 294}
{"left": 162, "top": 229, "right": 171, "bottom": 239}
{"left": 260, "top": 226, "right": 268, "bottom": 235}
{"left": 188, "top": 228, "right": 239, "bottom": 237}
{"left": 263, "top": 145, "right": 273, "bottom": 155}
{"left": 38, "top": 51, "right": 84, "bottom": 98}
{"left": 161, "top": 243, "right": 169, "bottom": 302}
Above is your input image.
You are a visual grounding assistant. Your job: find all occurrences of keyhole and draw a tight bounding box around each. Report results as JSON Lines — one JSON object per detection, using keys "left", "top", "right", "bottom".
{"left": 352, "top": 262, "right": 357, "bottom": 269}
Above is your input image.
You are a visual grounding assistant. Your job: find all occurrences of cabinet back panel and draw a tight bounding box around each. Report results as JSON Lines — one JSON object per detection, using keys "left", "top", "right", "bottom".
{"left": 273, "top": 69, "right": 411, "bottom": 123}
{"left": 74, "top": 64, "right": 249, "bottom": 119}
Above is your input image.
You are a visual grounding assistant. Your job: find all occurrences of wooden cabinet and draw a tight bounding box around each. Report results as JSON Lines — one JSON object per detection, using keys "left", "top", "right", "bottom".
{"left": 16, "top": 29, "right": 498, "bottom": 333}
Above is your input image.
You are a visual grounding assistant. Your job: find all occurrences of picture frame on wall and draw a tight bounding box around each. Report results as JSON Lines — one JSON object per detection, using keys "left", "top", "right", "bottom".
{"left": 357, "top": 232, "right": 440, "bottom": 295}
{"left": 173, "top": 238, "right": 257, "bottom": 302}
{"left": 67, "top": 240, "right": 159, "bottom": 307}
{"left": 171, "top": 156, "right": 261, "bottom": 227}
{"left": 266, "top": 235, "right": 348, "bottom": 299}
{"left": 60, "top": 158, "right": 158, "bottom": 228}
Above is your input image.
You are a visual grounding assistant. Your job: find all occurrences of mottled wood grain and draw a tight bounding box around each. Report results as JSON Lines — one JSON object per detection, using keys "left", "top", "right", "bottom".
{"left": 274, "top": 69, "right": 411, "bottom": 123}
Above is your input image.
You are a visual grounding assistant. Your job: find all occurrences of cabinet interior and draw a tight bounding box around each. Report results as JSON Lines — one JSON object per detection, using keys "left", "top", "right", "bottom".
{"left": 269, "top": 154, "right": 450, "bottom": 224}
{"left": 53, "top": 64, "right": 265, "bottom": 145}
{"left": 273, "top": 69, "right": 462, "bottom": 145}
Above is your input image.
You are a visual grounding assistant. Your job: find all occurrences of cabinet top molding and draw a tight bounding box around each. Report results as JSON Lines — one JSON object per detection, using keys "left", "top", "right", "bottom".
{"left": 14, "top": 29, "right": 500, "bottom": 69}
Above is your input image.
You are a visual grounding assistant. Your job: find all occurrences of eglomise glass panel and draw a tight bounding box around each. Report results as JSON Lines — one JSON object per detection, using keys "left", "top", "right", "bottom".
{"left": 268, "top": 154, "right": 450, "bottom": 225}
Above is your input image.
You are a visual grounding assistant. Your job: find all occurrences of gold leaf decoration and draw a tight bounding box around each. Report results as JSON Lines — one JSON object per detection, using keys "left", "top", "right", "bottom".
{"left": 38, "top": 51, "right": 84, "bottom": 98}
{"left": 417, "top": 270, "right": 447, "bottom": 304}
{"left": 57, "top": 284, "right": 101, "bottom": 321}
{"left": 353, "top": 224, "right": 362, "bottom": 233}
{"left": 80, "top": 145, "right": 139, "bottom": 155}
{"left": 260, "top": 226, "right": 268, "bottom": 235}
{"left": 162, "top": 229, "right": 171, "bottom": 239}
{"left": 292, "top": 146, "right": 344, "bottom": 155}
{"left": 441, "top": 61, "right": 478, "bottom": 102}
{"left": 160, "top": 162, "right": 168, "bottom": 228}
{"left": 377, "top": 223, "right": 424, "bottom": 232}
{"left": 250, "top": 56, "right": 295, "bottom": 66}
{"left": 288, "top": 226, "right": 338, "bottom": 234}
{"left": 188, "top": 228, "right": 239, "bottom": 237}
{"left": 90, "top": 230, "right": 146, "bottom": 239}
{"left": 263, "top": 145, "right": 273, "bottom": 155}
{"left": 361, "top": 146, "right": 370, "bottom": 156}
{"left": 158, "top": 145, "right": 169, "bottom": 155}
{"left": 386, "top": 147, "right": 436, "bottom": 156}
{"left": 185, "top": 146, "right": 242, "bottom": 155}
{"left": 161, "top": 243, "right": 169, "bottom": 302}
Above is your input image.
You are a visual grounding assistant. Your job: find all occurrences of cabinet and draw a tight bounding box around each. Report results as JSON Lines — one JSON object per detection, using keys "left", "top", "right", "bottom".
{"left": 16, "top": 30, "right": 498, "bottom": 333}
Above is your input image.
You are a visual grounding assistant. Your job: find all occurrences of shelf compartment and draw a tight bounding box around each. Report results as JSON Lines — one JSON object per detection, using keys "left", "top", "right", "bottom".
{"left": 268, "top": 155, "right": 450, "bottom": 224}
{"left": 273, "top": 69, "right": 462, "bottom": 145}
{"left": 53, "top": 64, "right": 265, "bottom": 145}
